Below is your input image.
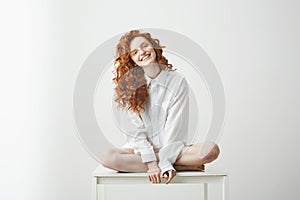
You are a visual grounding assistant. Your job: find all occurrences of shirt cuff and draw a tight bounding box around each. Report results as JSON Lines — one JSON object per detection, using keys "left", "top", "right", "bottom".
{"left": 158, "top": 160, "right": 175, "bottom": 175}
{"left": 140, "top": 149, "right": 157, "bottom": 163}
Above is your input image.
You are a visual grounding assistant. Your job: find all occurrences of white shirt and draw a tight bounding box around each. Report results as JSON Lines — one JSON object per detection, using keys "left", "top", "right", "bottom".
{"left": 120, "top": 69, "right": 189, "bottom": 174}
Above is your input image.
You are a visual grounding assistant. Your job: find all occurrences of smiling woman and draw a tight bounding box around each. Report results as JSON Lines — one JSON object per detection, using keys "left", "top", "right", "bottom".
{"left": 130, "top": 37, "right": 157, "bottom": 67}
{"left": 113, "top": 30, "right": 173, "bottom": 114}
{"left": 99, "top": 29, "right": 220, "bottom": 184}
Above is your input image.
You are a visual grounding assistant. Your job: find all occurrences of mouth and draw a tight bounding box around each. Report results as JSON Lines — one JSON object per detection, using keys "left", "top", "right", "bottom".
{"left": 140, "top": 53, "right": 151, "bottom": 61}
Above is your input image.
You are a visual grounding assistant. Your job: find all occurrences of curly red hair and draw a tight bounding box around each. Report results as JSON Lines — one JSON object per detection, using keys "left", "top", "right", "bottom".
{"left": 113, "top": 30, "right": 173, "bottom": 114}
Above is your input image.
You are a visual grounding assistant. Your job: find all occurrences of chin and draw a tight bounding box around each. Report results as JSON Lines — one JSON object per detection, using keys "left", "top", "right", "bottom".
{"left": 140, "top": 61, "right": 155, "bottom": 67}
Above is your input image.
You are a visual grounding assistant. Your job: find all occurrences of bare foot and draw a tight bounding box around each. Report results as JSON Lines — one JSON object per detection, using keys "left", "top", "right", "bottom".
{"left": 174, "top": 165, "right": 205, "bottom": 172}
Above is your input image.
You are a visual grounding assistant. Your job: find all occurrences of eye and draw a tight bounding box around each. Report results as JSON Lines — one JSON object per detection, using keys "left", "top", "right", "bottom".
{"left": 131, "top": 50, "right": 137, "bottom": 56}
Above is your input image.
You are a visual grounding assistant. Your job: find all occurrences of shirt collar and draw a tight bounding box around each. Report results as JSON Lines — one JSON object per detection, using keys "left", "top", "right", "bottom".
{"left": 144, "top": 69, "right": 168, "bottom": 87}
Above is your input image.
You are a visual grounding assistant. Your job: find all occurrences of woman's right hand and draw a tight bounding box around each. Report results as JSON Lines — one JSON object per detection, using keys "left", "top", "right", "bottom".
{"left": 146, "top": 161, "right": 161, "bottom": 184}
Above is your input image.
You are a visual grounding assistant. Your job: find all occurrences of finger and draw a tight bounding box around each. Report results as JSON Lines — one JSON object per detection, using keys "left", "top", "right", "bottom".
{"left": 156, "top": 174, "right": 161, "bottom": 183}
{"left": 151, "top": 175, "right": 155, "bottom": 184}
{"left": 166, "top": 171, "right": 175, "bottom": 184}
{"left": 152, "top": 174, "right": 157, "bottom": 184}
{"left": 161, "top": 172, "right": 167, "bottom": 179}
{"left": 152, "top": 175, "right": 156, "bottom": 183}
{"left": 148, "top": 175, "right": 151, "bottom": 182}
{"left": 151, "top": 175, "right": 155, "bottom": 183}
{"left": 166, "top": 172, "right": 172, "bottom": 184}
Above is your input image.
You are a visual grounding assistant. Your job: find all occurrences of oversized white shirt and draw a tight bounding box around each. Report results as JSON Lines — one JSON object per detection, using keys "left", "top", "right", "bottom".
{"left": 120, "top": 69, "right": 189, "bottom": 174}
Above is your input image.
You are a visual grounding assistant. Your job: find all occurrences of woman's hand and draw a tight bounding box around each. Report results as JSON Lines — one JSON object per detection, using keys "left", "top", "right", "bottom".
{"left": 146, "top": 161, "right": 161, "bottom": 184}
{"left": 161, "top": 169, "right": 176, "bottom": 184}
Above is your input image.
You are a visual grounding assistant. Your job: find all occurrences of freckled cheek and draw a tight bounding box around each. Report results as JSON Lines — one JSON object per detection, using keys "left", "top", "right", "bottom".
{"left": 151, "top": 50, "right": 156, "bottom": 60}
{"left": 145, "top": 46, "right": 152, "bottom": 50}
{"left": 131, "top": 55, "right": 139, "bottom": 63}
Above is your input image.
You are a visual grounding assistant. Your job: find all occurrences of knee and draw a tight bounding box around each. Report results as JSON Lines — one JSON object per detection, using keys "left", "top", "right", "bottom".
{"left": 209, "top": 143, "right": 220, "bottom": 161}
{"left": 99, "top": 149, "right": 119, "bottom": 169}
{"left": 201, "top": 142, "right": 220, "bottom": 163}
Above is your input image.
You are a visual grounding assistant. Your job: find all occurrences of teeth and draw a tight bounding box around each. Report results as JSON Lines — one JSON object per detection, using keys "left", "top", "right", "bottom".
{"left": 141, "top": 54, "right": 150, "bottom": 61}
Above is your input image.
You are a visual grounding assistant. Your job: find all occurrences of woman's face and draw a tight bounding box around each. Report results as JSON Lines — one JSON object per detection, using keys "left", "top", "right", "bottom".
{"left": 129, "top": 36, "right": 156, "bottom": 67}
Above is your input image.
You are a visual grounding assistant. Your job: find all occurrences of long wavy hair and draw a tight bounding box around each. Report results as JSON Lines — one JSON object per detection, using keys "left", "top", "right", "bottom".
{"left": 113, "top": 30, "right": 173, "bottom": 114}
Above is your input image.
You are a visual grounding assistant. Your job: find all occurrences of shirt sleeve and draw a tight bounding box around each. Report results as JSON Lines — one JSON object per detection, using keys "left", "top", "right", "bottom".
{"left": 126, "top": 110, "right": 157, "bottom": 163}
{"left": 158, "top": 78, "right": 189, "bottom": 174}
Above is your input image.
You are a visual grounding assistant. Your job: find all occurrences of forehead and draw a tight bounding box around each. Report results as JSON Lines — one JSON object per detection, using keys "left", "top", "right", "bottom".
{"left": 130, "top": 36, "right": 151, "bottom": 50}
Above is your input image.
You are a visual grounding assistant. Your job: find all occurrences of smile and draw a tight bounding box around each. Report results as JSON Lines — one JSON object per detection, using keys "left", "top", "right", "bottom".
{"left": 140, "top": 53, "right": 151, "bottom": 61}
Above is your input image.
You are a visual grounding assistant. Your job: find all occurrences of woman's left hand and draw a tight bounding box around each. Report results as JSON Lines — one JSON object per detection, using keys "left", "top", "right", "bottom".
{"left": 161, "top": 169, "right": 176, "bottom": 184}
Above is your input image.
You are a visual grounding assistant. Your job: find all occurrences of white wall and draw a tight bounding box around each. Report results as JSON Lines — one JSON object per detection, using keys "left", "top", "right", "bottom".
{"left": 1, "top": 0, "right": 300, "bottom": 200}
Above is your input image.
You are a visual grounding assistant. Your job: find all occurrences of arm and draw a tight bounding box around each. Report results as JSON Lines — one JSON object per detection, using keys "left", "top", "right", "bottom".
{"left": 126, "top": 110, "right": 157, "bottom": 163}
{"left": 126, "top": 110, "right": 161, "bottom": 183}
{"left": 158, "top": 78, "right": 189, "bottom": 183}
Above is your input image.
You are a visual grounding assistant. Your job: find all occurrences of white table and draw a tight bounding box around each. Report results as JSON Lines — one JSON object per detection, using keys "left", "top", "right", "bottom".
{"left": 93, "top": 165, "right": 229, "bottom": 200}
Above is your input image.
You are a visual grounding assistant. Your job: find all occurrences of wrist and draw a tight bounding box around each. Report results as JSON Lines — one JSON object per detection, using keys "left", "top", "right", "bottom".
{"left": 146, "top": 161, "right": 159, "bottom": 171}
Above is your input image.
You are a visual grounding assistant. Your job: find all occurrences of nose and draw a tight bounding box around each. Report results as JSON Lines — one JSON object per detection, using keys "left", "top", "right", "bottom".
{"left": 138, "top": 47, "right": 146, "bottom": 54}
{"left": 137, "top": 48, "right": 147, "bottom": 58}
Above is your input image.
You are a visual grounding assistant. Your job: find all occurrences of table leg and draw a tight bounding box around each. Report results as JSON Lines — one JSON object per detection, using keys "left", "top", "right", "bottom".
{"left": 92, "top": 177, "right": 97, "bottom": 200}
{"left": 204, "top": 183, "right": 208, "bottom": 200}
{"left": 222, "top": 176, "right": 229, "bottom": 200}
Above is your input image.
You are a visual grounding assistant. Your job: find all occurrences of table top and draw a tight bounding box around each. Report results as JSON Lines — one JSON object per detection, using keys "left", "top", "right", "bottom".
{"left": 93, "top": 165, "right": 228, "bottom": 177}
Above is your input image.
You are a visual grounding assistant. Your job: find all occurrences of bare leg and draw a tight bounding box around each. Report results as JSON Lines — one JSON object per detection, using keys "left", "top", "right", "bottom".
{"left": 100, "top": 148, "right": 148, "bottom": 172}
{"left": 174, "top": 142, "right": 220, "bottom": 171}
{"left": 100, "top": 142, "right": 219, "bottom": 173}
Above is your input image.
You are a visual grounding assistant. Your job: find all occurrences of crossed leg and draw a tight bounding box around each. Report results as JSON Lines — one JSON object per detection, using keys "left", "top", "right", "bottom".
{"left": 99, "top": 142, "right": 220, "bottom": 173}
{"left": 174, "top": 142, "right": 220, "bottom": 171}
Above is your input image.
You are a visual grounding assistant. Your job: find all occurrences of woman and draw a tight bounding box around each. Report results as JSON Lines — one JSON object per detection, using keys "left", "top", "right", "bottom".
{"left": 100, "top": 30, "right": 220, "bottom": 184}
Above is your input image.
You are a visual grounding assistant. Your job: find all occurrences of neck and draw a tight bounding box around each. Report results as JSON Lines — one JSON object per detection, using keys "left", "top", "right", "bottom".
{"left": 142, "top": 63, "right": 161, "bottom": 79}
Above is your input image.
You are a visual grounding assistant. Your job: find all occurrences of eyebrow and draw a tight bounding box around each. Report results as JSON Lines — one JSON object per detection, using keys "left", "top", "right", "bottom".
{"left": 140, "top": 41, "right": 148, "bottom": 46}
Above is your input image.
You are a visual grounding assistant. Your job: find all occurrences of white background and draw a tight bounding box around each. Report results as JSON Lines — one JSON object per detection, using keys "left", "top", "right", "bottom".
{"left": 1, "top": 0, "right": 300, "bottom": 200}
